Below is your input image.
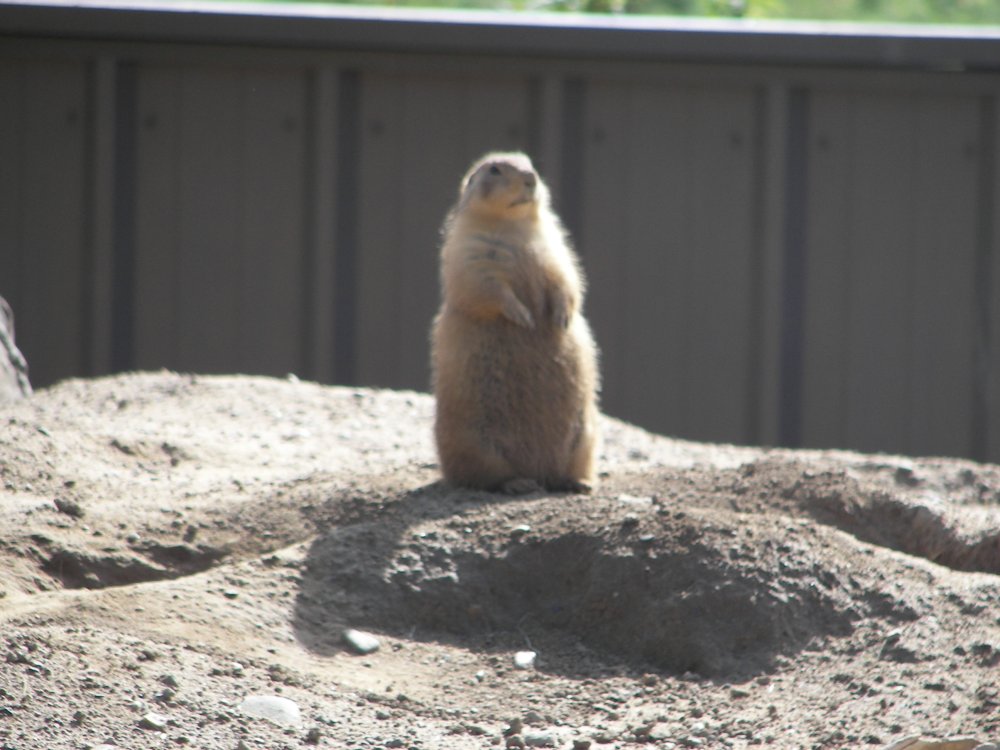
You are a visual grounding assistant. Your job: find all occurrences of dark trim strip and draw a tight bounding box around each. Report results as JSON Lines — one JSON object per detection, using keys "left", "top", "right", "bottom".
{"left": 111, "top": 60, "right": 137, "bottom": 373}
{"left": 972, "top": 95, "right": 995, "bottom": 462}
{"left": 2, "top": 1, "right": 1000, "bottom": 72}
{"left": 332, "top": 68, "right": 361, "bottom": 386}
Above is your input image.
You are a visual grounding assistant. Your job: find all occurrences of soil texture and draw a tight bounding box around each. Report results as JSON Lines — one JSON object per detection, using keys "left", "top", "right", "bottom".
{"left": 0, "top": 372, "right": 998, "bottom": 750}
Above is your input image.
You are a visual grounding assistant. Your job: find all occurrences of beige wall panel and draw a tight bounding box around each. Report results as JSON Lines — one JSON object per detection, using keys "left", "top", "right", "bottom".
{"left": 907, "top": 95, "right": 978, "bottom": 458}
{"left": 134, "top": 67, "right": 182, "bottom": 367}
{"left": 238, "top": 71, "right": 306, "bottom": 376}
{"left": 801, "top": 92, "right": 854, "bottom": 449}
{"left": 847, "top": 96, "right": 919, "bottom": 454}
{"left": 0, "top": 62, "right": 88, "bottom": 387}
{"left": 354, "top": 72, "right": 529, "bottom": 391}
{"left": 578, "top": 82, "right": 629, "bottom": 419}
{"left": 802, "top": 91, "right": 980, "bottom": 458}
{"left": 583, "top": 81, "right": 758, "bottom": 444}
{"left": 134, "top": 66, "right": 307, "bottom": 377}
{"left": 355, "top": 73, "right": 405, "bottom": 388}
{"left": 174, "top": 70, "right": 244, "bottom": 374}
{"left": 680, "top": 88, "right": 757, "bottom": 444}
{"left": 620, "top": 88, "right": 695, "bottom": 438}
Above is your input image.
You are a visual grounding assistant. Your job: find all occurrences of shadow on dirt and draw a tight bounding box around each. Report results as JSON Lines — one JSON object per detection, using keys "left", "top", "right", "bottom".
{"left": 291, "top": 476, "right": 858, "bottom": 680}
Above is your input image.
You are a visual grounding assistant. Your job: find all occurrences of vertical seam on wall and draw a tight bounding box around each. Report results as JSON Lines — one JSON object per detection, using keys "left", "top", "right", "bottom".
{"left": 82, "top": 60, "right": 98, "bottom": 375}
{"left": 778, "top": 87, "right": 809, "bottom": 448}
{"left": 301, "top": 67, "right": 319, "bottom": 380}
{"left": 745, "top": 84, "right": 768, "bottom": 446}
{"left": 333, "top": 68, "right": 361, "bottom": 385}
{"left": 972, "top": 95, "right": 995, "bottom": 462}
{"left": 111, "top": 61, "right": 137, "bottom": 374}
{"left": 236, "top": 70, "right": 248, "bottom": 374}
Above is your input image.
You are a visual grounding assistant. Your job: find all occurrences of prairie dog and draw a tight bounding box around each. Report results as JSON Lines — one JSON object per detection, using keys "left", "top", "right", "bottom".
{"left": 431, "top": 152, "right": 599, "bottom": 493}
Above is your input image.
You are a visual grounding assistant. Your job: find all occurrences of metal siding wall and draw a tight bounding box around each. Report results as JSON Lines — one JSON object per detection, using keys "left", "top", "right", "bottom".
{"left": 354, "top": 71, "right": 530, "bottom": 391}
{"left": 582, "top": 80, "right": 761, "bottom": 444}
{"left": 1, "top": 27, "right": 998, "bottom": 465}
{"left": 0, "top": 60, "right": 89, "bottom": 388}
{"left": 132, "top": 65, "right": 307, "bottom": 377}
{"left": 801, "top": 90, "right": 981, "bottom": 457}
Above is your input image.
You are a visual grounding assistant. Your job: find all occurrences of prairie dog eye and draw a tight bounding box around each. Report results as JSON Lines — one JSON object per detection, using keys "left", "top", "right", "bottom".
{"left": 488, "top": 164, "right": 502, "bottom": 176}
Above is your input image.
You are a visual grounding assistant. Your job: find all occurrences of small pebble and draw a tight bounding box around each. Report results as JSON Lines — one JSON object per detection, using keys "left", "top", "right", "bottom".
{"left": 343, "top": 628, "right": 381, "bottom": 655}
{"left": 137, "top": 712, "right": 168, "bottom": 731}
{"left": 239, "top": 695, "right": 302, "bottom": 726}
{"left": 513, "top": 651, "right": 536, "bottom": 670}
{"left": 592, "top": 727, "right": 623, "bottom": 743}
{"left": 54, "top": 497, "right": 84, "bottom": 517}
{"left": 632, "top": 722, "right": 655, "bottom": 739}
{"left": 524, "top": 731, "right": 556, "bottom": 747}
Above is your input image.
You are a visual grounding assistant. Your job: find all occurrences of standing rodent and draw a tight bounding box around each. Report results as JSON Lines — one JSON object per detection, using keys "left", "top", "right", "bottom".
{"left": 431, "top": 151, "right": 599, "bottom": 494}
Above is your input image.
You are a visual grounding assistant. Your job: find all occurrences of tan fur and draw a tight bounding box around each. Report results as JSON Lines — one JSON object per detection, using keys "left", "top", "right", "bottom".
{"left": 431, "top": 152, "right": 600, "bottom": 493}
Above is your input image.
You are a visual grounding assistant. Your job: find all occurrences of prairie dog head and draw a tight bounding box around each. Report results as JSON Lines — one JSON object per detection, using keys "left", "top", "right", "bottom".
{"left": 457, "top": 152, "right": 549, "bottom": 220}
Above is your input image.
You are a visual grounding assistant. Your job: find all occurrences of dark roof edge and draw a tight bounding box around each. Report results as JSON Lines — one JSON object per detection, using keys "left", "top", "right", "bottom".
{"left": 2, "top": 0, "right": 1000, "bottom": 71}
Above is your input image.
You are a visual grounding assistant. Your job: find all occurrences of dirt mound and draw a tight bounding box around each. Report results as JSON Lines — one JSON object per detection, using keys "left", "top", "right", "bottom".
{"left": 1, "top": 372, "right": 998, "bottom": 750}
{"left": 294, "top": 484, "right": 859, "bottom": 678}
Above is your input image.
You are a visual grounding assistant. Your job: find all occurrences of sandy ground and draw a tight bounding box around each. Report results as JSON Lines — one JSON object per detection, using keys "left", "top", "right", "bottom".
{"left": 0, "top": 371, "right": 998, "bottom": 750}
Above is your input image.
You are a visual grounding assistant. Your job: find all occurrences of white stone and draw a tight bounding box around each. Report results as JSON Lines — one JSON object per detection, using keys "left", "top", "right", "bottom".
{"left": 239, "top": 695, "right": 302, "bottom": 726}
{"left": 513, "top": 651, "right": 537, "bottom": 669}
{"left": 343, "top": 628, "right": 381, "bottom": 655}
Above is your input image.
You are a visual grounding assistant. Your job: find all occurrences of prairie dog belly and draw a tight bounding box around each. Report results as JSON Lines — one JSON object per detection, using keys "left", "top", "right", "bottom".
{"left": 434, "top": 311, "right": 596, "bottom": 483}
